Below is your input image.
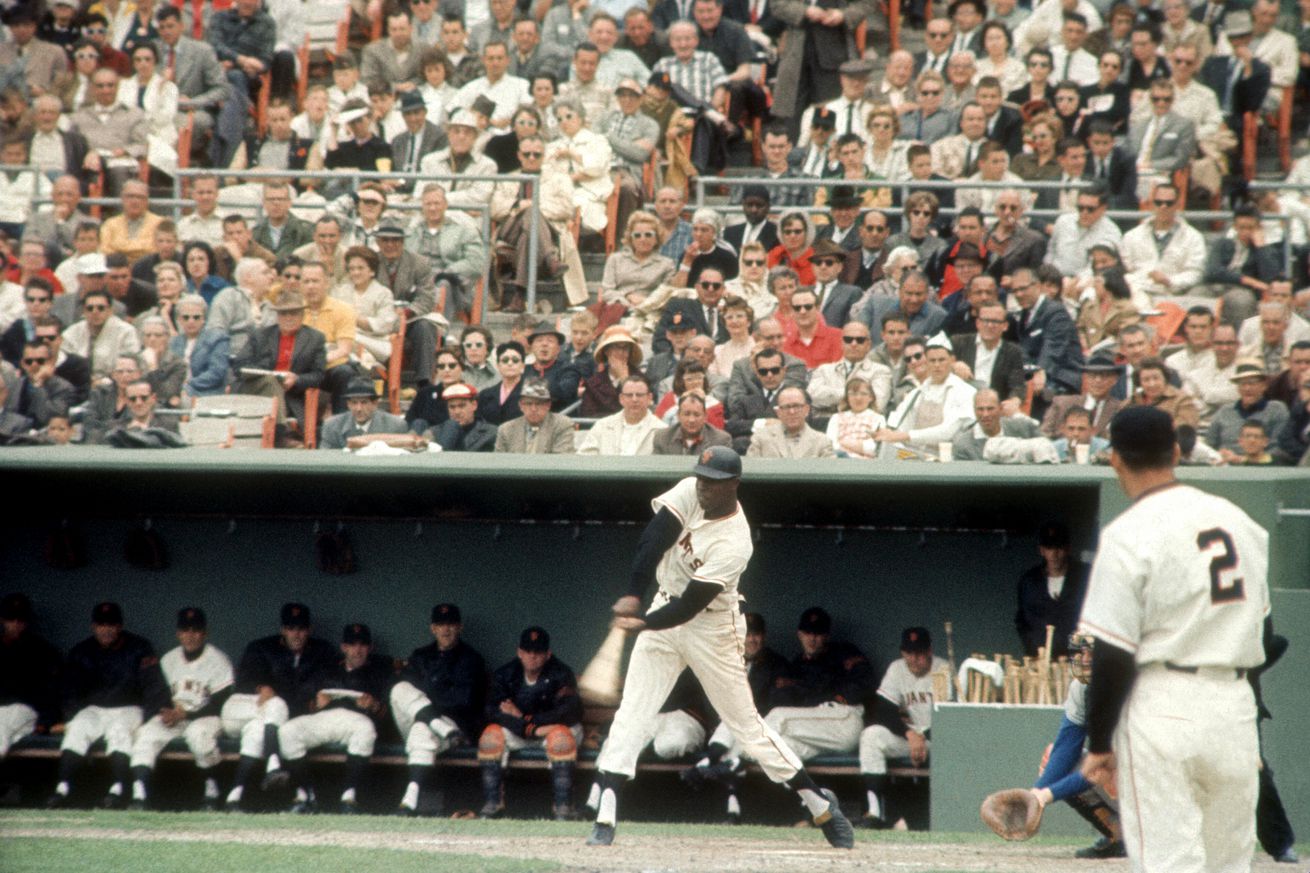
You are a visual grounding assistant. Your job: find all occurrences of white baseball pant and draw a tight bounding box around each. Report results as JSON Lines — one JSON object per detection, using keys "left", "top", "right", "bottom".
{"left": 61, "top": 706, "right": 143, "bottom": 757}
{"left": 858, "top": 725, "right": 927, "bottom": 774}
{"left": 650, "top": 710, "right": 707, "bottom": 760}
{"left": 762, "top": 702, "right": 863, "bottom": 761}
{"left": 130, "top": 715, "right": 223, "bottom": 770}
{"left": 279, "top": 709, "right": 377, "bottom": 760}
{"left": 597, "top": 608, "right": 802, "bottom": 781}
{"left": 493, "top": 724, "right": 584, "bottom": 767}
{"left": 0, "top": 703, "right": 37, "bottom": 757}
{"left": 391, "top": 680, "right": 463, "bottom": 767}
{"left": 1115, "top": 666, "right": 1259, "bottom": 873}
{"left": 220, "top": 693, "right": 289, "bottom": 757}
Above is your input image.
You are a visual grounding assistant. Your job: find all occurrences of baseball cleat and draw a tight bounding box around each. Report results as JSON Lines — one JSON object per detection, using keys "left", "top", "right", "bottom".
{"left": 679, "top": 764, "right": 708, "bottom": 790}
{"left": 1074, "top": 837, "right": 1126, "bottom": 859}
{"left": 1273, "top": 849, "right": 1298, "bottom": 863}
{"left": 394, "top": 804, "right": 419, "bottom": 818}
{"left": 860, "top": 813, "right": 890, "bottom": 830}
{"left": 261, "top": 768, "right": 290, "bottom": 791}
{"left": 813, "top": 789, "right": 855, "bottom": 849}
{"left": 339, "top": 799, "right": 361, "bottom": 815}
{"left": 44, "top": 793, "right": 68, "bottom": 809}
{"left": 289, "top": 798, "right": 318, "bottom": 815}
{"left": 100, "top": 793, "right": 126, "bottom": 811}
{"left": 478, "top": 801, "right": 505, "bottom": 819}
{"left": 586, "top": 822, "right": 616, "bottom": 846}
{"left": 199, "top": 797, "right": 220, "bottom": 813}
{"left": 552, "top": 803, "right": 577, "bottom": 822}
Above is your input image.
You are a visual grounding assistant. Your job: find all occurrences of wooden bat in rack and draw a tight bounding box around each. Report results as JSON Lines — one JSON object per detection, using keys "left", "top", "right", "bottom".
{"left": 944, "top": 620, "right": 958, "bottom": 700}
{"left": 578, "top": 623, "right": 630, "bottom": 707}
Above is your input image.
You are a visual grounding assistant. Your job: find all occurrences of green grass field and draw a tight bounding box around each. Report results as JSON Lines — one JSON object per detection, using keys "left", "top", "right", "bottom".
{"left": 2, "top": 811, "right": 1302, "bottom": 873}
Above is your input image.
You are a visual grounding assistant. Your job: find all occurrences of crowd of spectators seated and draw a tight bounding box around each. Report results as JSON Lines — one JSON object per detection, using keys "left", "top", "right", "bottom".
{"left": 0, "top": 0, "right": 1308, "bottom": 465}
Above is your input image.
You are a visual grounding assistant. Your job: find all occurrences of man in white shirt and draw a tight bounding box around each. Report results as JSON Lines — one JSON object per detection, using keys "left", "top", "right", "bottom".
{"left": 1237, "top": 279, "right": 1310, "bottom": 348}
{"left": 175, "top": 174, "right": 224, "bottom": 246}
{"left": 798, "top": 59, "right": 877, "bottom": 145}
{"left": 588, "top": 13, "right": 650, "bottom": 87}
{"left": 1050, "top": 12, "right": 1099, "bottom": 86}
{"left": 930, "top": 102, "right": 990, "bottom": 180}
{"left": 451, "top": 39, "right": 530, "bottom": 135}
{"left": 1120, "top": 182, "right": 1206, "bottom": 304}
{"left": 1183, "top": 323, "right": 1241, "bottom": 426}
{"left": 1249, "top": 0, "right": 1297, "bottom": 114}
{"left": 874, "top": 334, "right": 977, "bottom": 459}
{"left": 1165, "top": 307, "right": 1218, "bottom": 379}
{"left": 1045, "top": 185, "right": 1122, "bottom": 277}
{"left": 808, "top": 322, "right": 893, "bottom": 414}
{"left": 418, "top": 112, "right": 499, "bottom": 212}
{"left": 577, "top": 374, "right": 667, "bottom": 455}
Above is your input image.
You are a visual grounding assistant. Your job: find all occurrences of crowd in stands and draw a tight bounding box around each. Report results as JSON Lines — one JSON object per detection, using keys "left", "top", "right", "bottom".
{"left": 0, "top": 0, "right": 1308, "bottom": 463}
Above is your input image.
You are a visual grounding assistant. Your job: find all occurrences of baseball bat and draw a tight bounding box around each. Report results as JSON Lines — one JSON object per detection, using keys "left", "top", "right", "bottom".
{"left": 944, "top": 620, "right": 958, "bottom": 700}
{"left": 577, "top": 623, "right": 629, "bottom": 707}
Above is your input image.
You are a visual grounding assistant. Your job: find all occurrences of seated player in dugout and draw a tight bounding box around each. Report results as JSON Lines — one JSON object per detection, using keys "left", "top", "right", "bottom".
{"left": 479, "top": 627, "right": 583, "bottom": 821}
{"left": 859, "top": 627, "right": 952, "bottom": 830}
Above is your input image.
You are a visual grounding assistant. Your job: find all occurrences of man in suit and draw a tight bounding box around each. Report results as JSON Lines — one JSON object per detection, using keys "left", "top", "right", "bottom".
{"left": 319, "top": 380, "right": 409, "bottom": 450}
{"left": 390, "top": 92, "right": 446, "bottom": 188}
{"left": 1083, "top": 121, "right": 1138, "bottom": 210}
{"left": 652, "top": 267, "right": 731, "bottom": 353}
{"left": 1200, "top": 204, "right": 1281, "bottom": 328}
{"left": 653, "top": 390, "right": 732, "bottom": 454}
{"left": 70, "top": 68, "right": 148, "bottom": 197}
{"left": 1197, "top": 12, "right": 1270, "bottom": 134}
{"left": 1040, "top": 349, "right": 1124, "bottom": 438}
{"left": 975, "top": 78, "right": 1023, "bottom": 156}
{"left": 375, "top": 224, "right": 440, "bottom": 387}
{"left": 949, "top": 388, "right": 1046, "bottom": 460}
{"left": 1009, "top": 265, "right": 1084, "bottom": 401}
{"left": 724, "top": 346, "right": 789, "bottom": 451}
{"left": 843, "top": 211, "right": 890, "bottom": 288}
{"left": 951, "top": 301, "right": 1027, "bottom": 412}
{"left": 931, "top": 102, "right": 990, "bottom": 180}
{"left": 28, "top": 96, "right": 89, "bottom": 186}
{"left": 252, "top": 182, "right": 314, "bottom": 261}
{"left": 915, "top": 18, "right": 955, "bottom": 75}
{"left": 745, "top": 385, "right": 834, "bottom": 457}
{"left": 861, "top": 270, "right": 947, "bottom": 337}
{"left": 361, "top": 10, "right": 423, "bottom": 92}
{"left": 722, "top": 185, "right": 780, "bottom": 254}
{"left": 0, "top": 8, "right": 68, "bottom": 98}
{"left": 155, "top": 6, "right": 229, "bottom": 155}
{"left": 430, "top": 383, "right": 498, "bottom": 452}
{"left": 495, "top": 379, "right": 576, "bottom": 453}
{"left": 807, "top": 240, "right": 862, "bottom": 328}
{"left": 234, "top": 290, "right": 326, "bottom": 428}
{"left": 807, "top": 322, "right": 894, "bottom": 414}
{"left": 813, "top": 188, "right": 862, "bottom": 252}
{"left": 949, "top": 0, "right": 986, "bottom": 54}
{"left": 1125, "top": 79, "right": 1196, "bottom": 204}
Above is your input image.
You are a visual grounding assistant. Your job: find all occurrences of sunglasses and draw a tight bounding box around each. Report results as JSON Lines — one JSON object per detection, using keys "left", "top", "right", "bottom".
{"left": 756, "top": 366, "right": 782, "bottom": 376}
{"left": 75, "top": 52, "right": 98, "bottom": 60}
{"left": 699, "top": 281, "right": 723, "bottom": 289}
{"left": 464, "top": 340, "right": 486, "bottom": 348}
{"left": 1028, "top": 60, "right": 1052, "bottom": 68}
{"left": 126, "top": 395, "right": 152, "bottom": 402}
{"left": 842, "top": 335, "right": 869, "bottom": 343}
{"left": 436, "top": 361, "right": 461, "bottom": 369}
{"left": 1153, "top": 199, "right": 1177, "bottom": 207}
{"left": 792, "top": 302, "right": 816, "bottom": 312}
{"left": 905, "top": 351, "right": 925, "bottom": 361}
{"left": 519, "top": 150, "right": 543, "bottom": 158}
{"left": 84, "top": 304, "right": 108, "bottom": 312}
{"left": 22, "top": 357, "right": 48, "bottom": 365}
{"left": 911, "top": 209, "right": 933, "bottom": 216}
{"left": 25, "top": 296, "right": 51, "bottom": 303}
{"left": 919, "top": 88, "right": 942, "bottom": 96}
{"left": 359, "top": 198, "right": 385, "bottom": 206}
{"left": 632, "top": 230, "right": 657, "bottom": 239}
{"left": 743, "top": 258, "right": 766, "bottom": 266}
{"left": 1076, "top": 204, "right": 1100, "bottom": 213}
{"left": 814, "top": 259, "right": 841, "bottom": 267}
{"left": 862, "top": 224, "right": 887, "bottom": 232}
{"left": 36, "top": 334, "right": 57, "bottom": 342}
{"left": 977, "top": 317, "right": 1007, "bottom": 326}
{"left": 178, "top": 314, "right": 204, "bottom": 321}
{"left": 1151, "top": 95, "right": 1173, "bottom": 103}
{"left": 499, "top": 355, "right": 523, "bottom": 363}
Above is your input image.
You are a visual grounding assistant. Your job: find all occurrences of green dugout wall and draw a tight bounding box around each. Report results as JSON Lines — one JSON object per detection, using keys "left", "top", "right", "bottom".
{"left": 2, "top": 449, "right": 1307, "bottom": 835}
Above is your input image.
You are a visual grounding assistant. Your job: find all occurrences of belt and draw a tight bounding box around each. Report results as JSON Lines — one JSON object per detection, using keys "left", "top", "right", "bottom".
{"left": 1164, "top": 662, "right": 1247, "bottom": 680}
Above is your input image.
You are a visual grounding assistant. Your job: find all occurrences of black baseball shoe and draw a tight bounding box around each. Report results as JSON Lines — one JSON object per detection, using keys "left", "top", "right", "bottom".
{"left": 100, "top": 793, "right": 126, "bottom": 811}
{"left": 339, "top": 799, "right": 362, "bottom": 815}
{"left": 552, "top": 803, "right": 577, "bottom": 822}
{"left": 127, "top": 799, "right": 147, "bottom": 812}
{"left": 1074, "top": 837, "right": 1126, "bottom": 859}
{"left": 44, "top": 792, "right": 68, "bottom": 809}
{"left": 261, "top": 768, "right": 290, "bottom": 791}
{"left": 289, "top": 797, "right": 318, "bottom": 815}
{"left": 586, "top": 822, "right": 615, "bottom": 846}
{"left": 813, "top": 789, "right": 855, "bottom": 849}
{"left": 199, "top": 797, "right": 220, "bottom": 813}
{"left": 478, "top": 800, "right": 505, "bottom": 819}
{"left": 679, "top": 764, "right": 708, "bottom": 790}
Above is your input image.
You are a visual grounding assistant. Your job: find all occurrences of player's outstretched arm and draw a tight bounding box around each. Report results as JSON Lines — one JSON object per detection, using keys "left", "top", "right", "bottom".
{"left": 625, "top": 507, "right": 683, "bottom": 601}
{"left": 641, "top": 580, "right": 723, "bottom": 631}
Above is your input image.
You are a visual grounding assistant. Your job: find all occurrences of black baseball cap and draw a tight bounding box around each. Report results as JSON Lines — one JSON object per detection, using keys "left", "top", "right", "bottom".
{"left": 900, "top": 626, "right": 931, "bottom": 652}
{"left": 745, "top": 612, "right": 766, "bottom": 634}
{"left": 1037, "top": 520, "right": 1070, "bottom": 548}
{"left": 519, "top": 626, "right": 551, "bottom": 652}
{"left": 281, "top": 602, "right": 311, "bottom": 628}
{"left": 1110, "top": 406, "right": 1175, "bottom": 459}
{"left": 432, "top": 603, "right": 462, "bottom": 625}
{"left": 693, "top": 445, "right": 741, "bottom": 480}
{"left": 343, "top": 622, "right": 372, "bottom": 644}
{"left": 92, "top": 601, "right": 123, "bottom": 625}
{"left": 0, "top": 593, "right": 32, "bottom": 621}
{"left": 798, "top": 607, "right": 831, "bottom": 635}
{"left": 176, "top": 607, "right": 207, "bottom": 630}
{"left": 811, "top": 107, "right": 836, "bottom": 130}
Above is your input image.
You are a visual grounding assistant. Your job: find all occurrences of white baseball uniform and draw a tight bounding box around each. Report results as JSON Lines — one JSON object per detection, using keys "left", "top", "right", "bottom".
{"left": 596, "top": 477, "right": 803, "bottom": 782}
{"left": 391, "top": 680, "right": 465, "bottom": 767}
{"left": 0, "top": 704, "right": 37, "bottom": 758}
{"left": 1079, "top": 482, "right": 1270, "bottom": 873}
{"left": 279, "top": 690, "right": 380, "bottom": 760}
{"left": 220, "top": 693, "right": 290, "bottom": 757}
{"left": 130, "top": 644, "right": 235, "bottom": 770}
{"left": 858, "top": 655, "right": 950, "bottom": 775}
{"left": 62, "top": 706, "right": 143, "bottom": 757}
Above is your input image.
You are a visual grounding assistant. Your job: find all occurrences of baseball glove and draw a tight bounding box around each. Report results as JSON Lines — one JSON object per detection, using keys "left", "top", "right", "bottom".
{"left": 980, "top": 788, "right": 1043, "bottom": 841}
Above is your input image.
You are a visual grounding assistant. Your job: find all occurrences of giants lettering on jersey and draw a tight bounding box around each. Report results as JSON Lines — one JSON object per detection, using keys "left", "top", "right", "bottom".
{"left": 902, "top": 690, "right": 934, "bottom": 708}
{"left": 678, "top": 532, "right": 704, "bottom": 573}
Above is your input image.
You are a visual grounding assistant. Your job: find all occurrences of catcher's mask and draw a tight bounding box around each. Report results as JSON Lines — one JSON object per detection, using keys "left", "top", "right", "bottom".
{"left": 1069, "top": 632, "right": 1094, "bottom": 681}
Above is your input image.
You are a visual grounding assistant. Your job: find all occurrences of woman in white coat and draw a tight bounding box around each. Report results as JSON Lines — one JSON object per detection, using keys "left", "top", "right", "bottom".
{"left": 118, "top": 43, "right": 179, "bottom": 176}
{"left": 331, "top": 245, "right": 397, "bottom": 368}
{"left": 544, "top": 97, "right": 613, "bottom": 234}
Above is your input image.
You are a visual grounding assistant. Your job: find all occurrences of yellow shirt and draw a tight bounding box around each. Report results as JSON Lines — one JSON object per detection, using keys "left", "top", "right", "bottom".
{"left": 100, "top": 211, "right": 164, "bottom": 264}
{"left": 304, "top": 296, "right": 357, "bottom": 369}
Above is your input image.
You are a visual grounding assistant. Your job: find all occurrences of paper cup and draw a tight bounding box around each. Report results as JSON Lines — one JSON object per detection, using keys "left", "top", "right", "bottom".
{"left": 938, "top": 441, "right": 953, "bottom": 462}
{"left": 1074, "top": 443, "right": 1090, "bottom": 464}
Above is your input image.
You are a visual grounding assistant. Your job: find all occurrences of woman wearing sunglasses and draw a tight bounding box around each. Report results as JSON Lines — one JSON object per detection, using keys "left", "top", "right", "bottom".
{"left": 477, "top": 341, "right": 528, "bottom": 425}
{"left": 725, "top": 242, "right": 775, "bottom": 321}
{"left": 170, "top": 294, "right": 230, "bottom": 400}
{"left": 406, "top": 346, "right": 466, "bottom": 431}
{"left": 1008, "top": 47, "right": 1057, "bottom": 116}
{"left": 600, "top": 211, "right": 676, "bottom": 309}
{"left": 766, "top": 212, "right": 816, "bottom": 286}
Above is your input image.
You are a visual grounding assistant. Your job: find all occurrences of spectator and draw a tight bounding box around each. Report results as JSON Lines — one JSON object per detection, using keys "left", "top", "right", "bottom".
{"left": 250, "top": 183, "right": 313, "bottom": 261}
{"left": 118, "top": 42, "right": 178, "bottom": 177}
{"left": 208, "top": 0, "right": 275, "bottom": 166}
{"left": 1014, "top": 521, "right": 1089, "bottom": 657}
{"left": 651, "top": 389, "right": 730, "bottom": 455}
{"left": 1120, "top": 182, "right": 1205, "bottom": 307}
{"left": 70, "top": 68, "right": 148, "bottom": 198}
{"left": 952, "top": 301, "right": 1027, "bottom": 411}
{"left": 97, "top": 180, "right": 161, "bottom": 266}
{"left": 151, "top": 7, "right": 225, "bottom": 162}
{"left": 1045, "top": 186, "right": 1121, "bottom": 280}
{"left": 169, "top": 294, "right": 229, "bottom": 400}
{"left": 182, "top": 241, "right": 230, "bottom": 307}
{"left": 362, "top": 10, "right": 422, "bottom": 94}
{"left": 974, "top": 26, "right": 1027, "bottom": 96}
{"left": 1206, "top": 359, "right": 1290, "bottom": 459}
{"left": 1080, "top": 56, "right": 1131, "bottom": 139}
{"left": 61, "top": 288, "right": 140, "bottom": 380}
{"left": 559, "top": 43, "right": 615, "bottom": 125}
{"left": 901, "top": 70, "right": 956, "bottom": 144}
{"left": 1077, "top": 265, "right": 1139, "bottom": 350}
{"left": 137, "top": 316, "right": 184, "bottom": 407}
{"left": 875, "top": 335, "right": 977, "bottom": 458}
{"left": 427, "top": 382, "right": 498, "bottom": 452}
{"left": 981, "top": 192, "right": 1046, "bottom": 287}
{"left": 1051, "top": 405, "right": 1109, "bottom": 461}
{"left": 1128, "top": 355, "right": 1200, "bottom": 427}
{"left": 860, "top": 270, "right": 947, "bottom": 338}
{"left": 406, "top": 346, "right": 466, "bottom": 432}
{"left": 1197, "top": 12, "right": 1269, "bottom": 137}
{"left": 654, "top": 265, "right": 732, "bottom": 354}
{"left": 943, "top": 51, "right": 978, "bottom": 112}
{"left": 1242, "top": 302, "right": 1296, "bottom": 376}
{"left": 81, "top": 352, "right": 139, "bottom": 442}
{"left": 809, "top": 323, "right": 892, "bottom": 416}
{"left": 2, "top": 280, "right": 54, "bottom": 367}
{"left": 439, "top": 17, "right": 485, "bottom": 89}
{"left": 1239, "top": 281, "right": 1310, "bottom": 348}
{"left": 825, "top": 376, "right": 888, "bottom": 458}
{"left": 418, "top": 111, "right": 498, "bottom": 212}
{"left": 298, "top": 261, "right": 357, "bottom": 415}
{"left": 600, "top": 212, "right": 677, "bottom": 311}
{"left": 781, "top": 288, "right": 843, "bottom": 369}
{"left": 1266, "top": 342, "right": 1310, "bottom": 408}
{"left": 576, "top": 374, "right": 665, "bottom": 454}
{"left": 886, "top": 194, "right": 950, "bottom": 283}
{"left": 508, "top": 19, "right": 557, "bottom": 81}
{"left": 318, "top": 380, "right": 409, "bottom": 452}
{"left": 331, "top": 246, "right": 396, "bottom": 370}
{"left": 1040, "top": 349, "right": 1124, "bottom": 438}
{"left": 654, "top": 187, "right": 694, "bottom": 263}
{"left": 1011, "top": 265, "right": 1084, "bottom": 397}
{"left": 494, "top": 378, "right": 576, "bottom": 453}
{"left": 1126, "top": 78, "right": 1195, "bottom": 204}
{"left": 477, "top": 341, "right": 527, "bottom": 425}
{"left": 766, "top": 212, "right": 816, "bottom": 287}
{"left": 1165, "top": 306, "right": 1217, "bottom": 378}
{"left": 459, "top": 326, "right": 499, "bottom": 391}
{"left": 747, "top": 384, "right": 834, "bottom": 457}
{"left": 710, "top": 295, "right": 757, "bottom": 381}
{"left": 0, "top": 8, "right": 68, "bottom": 98}
{"left": 1277, "top": 370, "right": 1310, "bottom": 464}
{"left": 580, "top": 327, "right": 643, "bottom": 418}
{"left": 951, "top": 386, "right": 1046, "bottom": 460}
{"left": 1009, "top": 46, "right": 1056, "bottom": 108}
{"left": 544, "top": 97, "right": 614, "bottom": 236}
{"left": 451, "top": 39, "right": 530, "bottom": 135}
{"left": 232, "top": 290, "right": 325, "bottom": 433}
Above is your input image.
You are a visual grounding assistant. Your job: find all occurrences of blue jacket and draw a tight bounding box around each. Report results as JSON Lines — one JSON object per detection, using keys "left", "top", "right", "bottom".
{"left": 170, "top": 329, "right": 230, "bottom": 396}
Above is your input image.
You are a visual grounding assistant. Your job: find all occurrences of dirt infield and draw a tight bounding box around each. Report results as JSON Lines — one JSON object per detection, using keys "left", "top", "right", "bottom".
{"left": 2, "top": 815, "right": 1302, "bottom": 873}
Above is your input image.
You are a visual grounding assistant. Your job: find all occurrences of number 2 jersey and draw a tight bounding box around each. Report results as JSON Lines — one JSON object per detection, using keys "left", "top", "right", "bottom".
{"left": 1079, "top": 482, "right": 1270, "bottom": 670}
{"left": 652, "top": 477, "right": 753, "bottom": 611}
